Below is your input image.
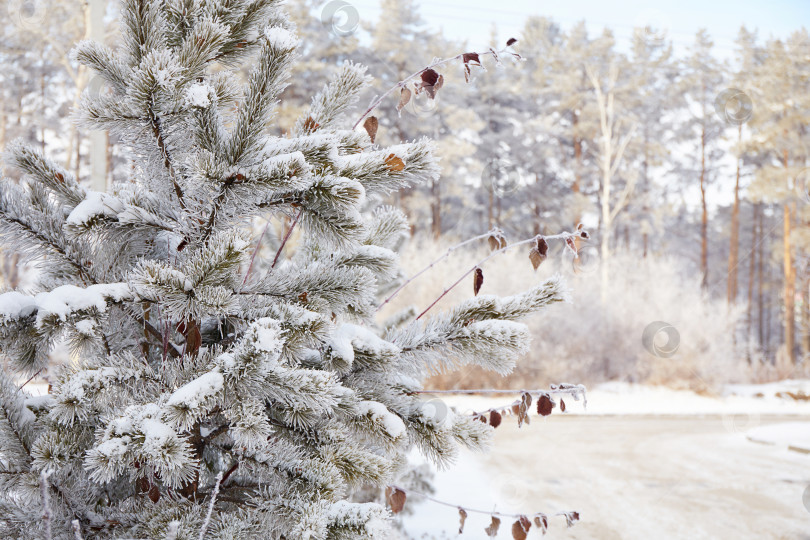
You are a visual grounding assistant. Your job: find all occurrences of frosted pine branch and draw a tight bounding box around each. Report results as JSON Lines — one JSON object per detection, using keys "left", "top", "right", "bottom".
{"left": 39, "top": 470, "right": 53, "bottom": 540}
{"left": 71, "top": 520, "right": 82, "bottom": 540}
{"left": 198, "top": 471, "right": 223, "bottom": 540}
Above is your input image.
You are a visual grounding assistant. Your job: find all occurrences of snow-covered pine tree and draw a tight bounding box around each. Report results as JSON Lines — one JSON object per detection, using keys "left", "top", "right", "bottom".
{"left": 0, "top": 1, "right": 570, "bottom": 538}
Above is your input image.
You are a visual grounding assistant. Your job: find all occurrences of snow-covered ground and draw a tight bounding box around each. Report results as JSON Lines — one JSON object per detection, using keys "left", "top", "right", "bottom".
{"left": 399, "top": 381, "right": 810, "bottom": 539}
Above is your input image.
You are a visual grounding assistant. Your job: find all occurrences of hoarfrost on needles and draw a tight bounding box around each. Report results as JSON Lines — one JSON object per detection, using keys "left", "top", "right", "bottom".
{"left": 166, "top": 369, "right": 224, "bottom": 410}
{"left": 264, "top": 26, "right": 299, "bottom": 50}
{"left": 184, "top": 82, "right": 212, "bottom": 108}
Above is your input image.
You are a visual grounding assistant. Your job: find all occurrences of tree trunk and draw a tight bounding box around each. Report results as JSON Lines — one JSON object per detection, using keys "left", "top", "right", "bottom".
{"left": 727, "top": 125, "right": 742, "bottom": 303}
{"left": 487, "top": 181, "right": 494, "bottom": 230}
{"left": 642, "top": 136, "right": 649, "bottom": 258}
{"left": 0, "top": 103, "right": 6, "bottom": 162}
{"left": 430, "top": 176, "right": 441, "bottom": 239}
{"left": 746, "top": 203, "right": 758, "bottom": 356}
{"left": 600, "top": 146, "right": 611, "bottom": 303}
{"left": 757, "top": 205, "right": 765, "bottom": 351}
{"left": 533, "top": 173, "right": 542, "bottom": 235}
{"left": 801, "top": 274, "right": 810, "bottom": 361}
{"left": 699, "top": 124, "right": 708, "bottom": 289}
{"left": 572, "top": 109, "right": 582, "bottom": 196}
{"left": 39, "top": 71, "right": 46, "bottom": 152}
{"left": 783, "top": 201, "right": 795, "bottom": 364}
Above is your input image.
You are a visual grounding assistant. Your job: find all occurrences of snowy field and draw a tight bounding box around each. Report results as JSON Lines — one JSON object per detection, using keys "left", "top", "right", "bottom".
{"left": 399, "top": 381, "right": 810, "bottom": 539}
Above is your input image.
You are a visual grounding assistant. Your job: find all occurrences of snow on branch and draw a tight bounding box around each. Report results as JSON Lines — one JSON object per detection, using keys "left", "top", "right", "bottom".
{"left": 0, "top": 284, "right": 132, "bottom": 328}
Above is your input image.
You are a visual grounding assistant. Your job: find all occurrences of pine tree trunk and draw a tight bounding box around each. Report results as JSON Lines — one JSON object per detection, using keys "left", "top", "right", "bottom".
{"left": 430, "top": 176, "right": 440, "bottom": 239}
{"left": 699, "top": 124, "right": 708, "bottom": 289}
{"left": 487, "top": 182, "right": 494, "bottom": 230}
{"left": 746, "top": 203, "right": 758, "bottom": 355}
{"left": 783, "top": 201, "right": 795, "bottom": 364}
{"left": 573, "top": 111, "right": 581, "bottom": 197}
{"left": 0, "top": 103, "right": 5, "bottom": 151}
{"left": 533, "top": 173, "right": 542, "bottom": 235}
{"left": 600, "top": 148, "right": 611, "bottom": 303}
{"left": 757, "top": 206, "right": 765, "bottom": 350}
{"left": 642, "top": 136, "right": 649, "bottom": 258}
{"left": 39, "top": 72, "right": 46, "bottom": 152}
{"left": 801, "top": 275, "right": 810, "bottom": 361}
{"left": 727, "top": 125, "right": 742, "bottom": 303}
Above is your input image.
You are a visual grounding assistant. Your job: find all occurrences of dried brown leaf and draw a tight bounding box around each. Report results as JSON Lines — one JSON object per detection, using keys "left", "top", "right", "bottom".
{"left": 419, "top": 69, "right": 442, "bottom": 99}
{"left": 560, "top": 398, "right": 566, "bottom": 412}
{"left": 506, "top": 37, "right": 518, "bottom": 46}
{"left": 485, "top": 516, "right": 501, "bottom": 537}
{"left": 385, "top": 486, "right": 406, "bottom": 514}
{"left": 421, "top": 68, "right": 440, "bottom": 86}
{"left": 489, "top": 410, "right": 502, "bottom": 428}
{"left": 473, "top": 267, "right": 484, "bottom": 296}
{"left": 512, "top": 516, "right": 531, "bottom": 539}
{"left": 384, "top": 154, "right": 405, "bottom": 172}
{"left": 537, "top": 394, "right": 554, "bottom": 416}
{"left": 397, "top": 87, "right": 412, "bottom": 113}
{"left": 534, "top": 514, "right": 548, "bottom": 533}
{"left": 462, "top": 52, "right": 481, "bottom": 66}
{"left": 536, "top": 236, "right": 549, "bottom": 256}
{"left": 363, "top": 116, "right": 378, "bottom": 144}
{"left": 458, "top": 508, "right": 468, "bottom": 533}
{"left": 488, "top": 235, "right": 500, "bottom": 251}
{"left": 529, "top": 248, "right": 546, "bottom": 271}
{"left": 565, "top": 236, "right": 578, "bottom": 256}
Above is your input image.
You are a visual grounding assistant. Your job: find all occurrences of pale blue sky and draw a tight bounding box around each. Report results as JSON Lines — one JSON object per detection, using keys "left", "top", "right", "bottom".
{"left": 349, "top": 0, "right": 809, "bottom": 56}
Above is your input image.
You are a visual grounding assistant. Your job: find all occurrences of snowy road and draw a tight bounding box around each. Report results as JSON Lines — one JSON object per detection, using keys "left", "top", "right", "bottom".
{"left": 402, "top": 415, "right": 810, "bottom": 539}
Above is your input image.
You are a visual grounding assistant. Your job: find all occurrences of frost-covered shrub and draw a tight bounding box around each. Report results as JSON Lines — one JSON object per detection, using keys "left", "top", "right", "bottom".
{"left": 386, "top": 239, "right": 744, "bottom": 390}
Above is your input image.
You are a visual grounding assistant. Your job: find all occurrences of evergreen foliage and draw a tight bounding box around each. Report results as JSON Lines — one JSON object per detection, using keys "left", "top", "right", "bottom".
{"left": 0, "top": 1, "right": 567, "bottom": 537}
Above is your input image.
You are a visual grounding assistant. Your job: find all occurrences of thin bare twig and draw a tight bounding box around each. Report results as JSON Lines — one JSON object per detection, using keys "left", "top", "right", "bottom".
{"left": 220, "top": 461, "right": 239, "bottom": 486}
{"left": 353, "top": 46, "right": 518, "bottom": 129}
{"left": 20, "top": 369, "right": 42, "bottom": 390}
{"left": 415, "top": 385, "right": 588, "bottom": 414}
{"left": 412, "top": 385, "right": 587, "bottom": 397}
{"left": 270, "top": 210, "right": 302, "bottom": 270}
{"left": 377, "top": 230, "right": 495, "bottom": 311}
{"left": 241, "top": 220, "right": 271, "bottom": 288}
{"left": 415, "top": 232, "right": 579, "bottom": 321}
{"left": 389, "top": 484, "right": 578, "bottom": 522}
{"left": 198, "top": 472, "right": 223, "bottom": 540}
